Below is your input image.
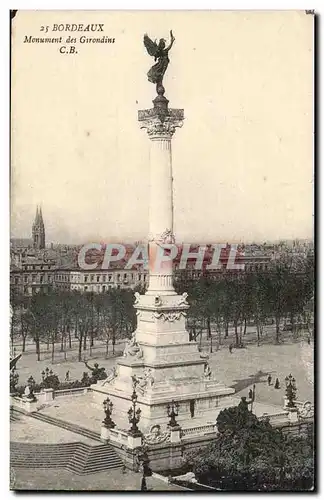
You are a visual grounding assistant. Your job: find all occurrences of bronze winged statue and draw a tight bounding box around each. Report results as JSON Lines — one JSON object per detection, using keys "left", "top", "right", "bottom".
{"left": 143, "top": 30, "right": 175, "bottom": 95}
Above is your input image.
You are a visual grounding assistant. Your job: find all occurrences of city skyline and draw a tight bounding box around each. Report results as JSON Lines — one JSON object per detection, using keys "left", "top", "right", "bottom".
{"left": 11, "top": 11, "right": 313, "bottom": 244}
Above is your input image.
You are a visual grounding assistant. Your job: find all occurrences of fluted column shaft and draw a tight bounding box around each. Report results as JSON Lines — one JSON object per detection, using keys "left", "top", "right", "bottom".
{"left": 138, "top": 106, "right": 184, "bottom": 295}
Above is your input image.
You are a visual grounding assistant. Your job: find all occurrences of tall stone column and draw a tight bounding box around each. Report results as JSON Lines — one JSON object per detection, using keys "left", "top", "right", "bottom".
{"left": 138, "top": 95, "right": 184, "bottom": 296}
{"left": 91, "top": 91, "right": 235, "bottom": 433}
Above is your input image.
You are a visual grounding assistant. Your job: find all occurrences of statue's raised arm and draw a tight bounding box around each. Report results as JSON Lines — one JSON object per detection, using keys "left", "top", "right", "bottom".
{"left": 143, "top": 31, "right": 175, "bottom": 96}
{"left": 166, "top": 30, "right": 175, "bottom": 52}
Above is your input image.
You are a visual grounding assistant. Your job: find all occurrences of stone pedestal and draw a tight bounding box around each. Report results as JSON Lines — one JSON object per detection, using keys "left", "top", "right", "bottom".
{"left": 127, "top": 432, "right": 142, "bottom": 449}
{"left": 41, "top": 388, "right": 54, "bottom": 402}
{"left": 170, "top": 425, "right": 181, "bottom": 443}
{"left": 21, "top": 396, "right": 37, "bottom": 413}
{"left": 91, "top": 92, "right": 234, "bottom": 433}
{"left": 101, "top": 426, "right": 111, "bottom": 442}
{"left": 287, "top": 407, "right": 299, "bottom": 423}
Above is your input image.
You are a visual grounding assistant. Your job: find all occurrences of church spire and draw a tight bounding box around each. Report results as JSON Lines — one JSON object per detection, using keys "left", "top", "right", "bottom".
{"left": 32, "top": 205, "right": 45, "bottom": 250}
{"left": 39, "top": 205, "right": 44, "bottom": 226}
{"left": 34, "top": 205, "right": 39, "bottom": 225}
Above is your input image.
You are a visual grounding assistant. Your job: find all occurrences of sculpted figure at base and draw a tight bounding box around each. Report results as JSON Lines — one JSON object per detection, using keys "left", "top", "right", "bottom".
{"left": 102, "top": 366, "right": 118, "bottom": 386}
{"left": 131, "top": 369, "right": 154, "bottom": 395}
{"left": 123, "top": 333, "right": 143, "bottom": 359}
{"left": 83, "top": 360, "right": 107, "bottom": 383}
{"left": 154, "top": 295, "right": 162, "bottom": 307}
{"left": 204, "top": 362, "right": 212, "bottom": 380}
{"left": 160, "top": 229, "right": 175, "bottom": 244}
{"left": 179, "top": 292, "right": 189, "bottom": 306}
{"left": 144, "top": 424, "right": 170, "bottom": 445}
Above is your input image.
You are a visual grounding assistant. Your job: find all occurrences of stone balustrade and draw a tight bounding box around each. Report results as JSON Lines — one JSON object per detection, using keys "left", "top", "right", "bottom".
{"left": 10, "top": 395, "right": 38, "bottom": 413}
{"left": 53, "top": 387, "right": 90, "bottom": 398}
{"left": 181, "top": 423, "right": 217, "bottom": 439}
{"left": 259, "top": 411, "right": 289, "bottom": 425}
{"left": 109, "top": 427, "right": 129, "bottom": 445}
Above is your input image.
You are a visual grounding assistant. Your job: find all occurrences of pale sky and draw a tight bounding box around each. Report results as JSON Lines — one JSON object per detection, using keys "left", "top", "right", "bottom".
{"left": 11, "top": 10, "right": 314, "bottom": 244}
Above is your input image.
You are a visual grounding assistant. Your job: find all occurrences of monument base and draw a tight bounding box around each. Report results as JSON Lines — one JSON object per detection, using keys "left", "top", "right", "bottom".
{"left": 91, "top": 290, "right": 235, "bottom": 432}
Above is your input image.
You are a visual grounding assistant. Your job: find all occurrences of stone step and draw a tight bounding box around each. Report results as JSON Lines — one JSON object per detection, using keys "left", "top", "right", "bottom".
{"left": 84, "top": 456, "right": 121, "bottom": 465}
{"left": 10, "top": 441, "right": 77, "bottom": 452}
{"left": 11, "top": 453, "right": 72, "bottom": 459}
{"left": 10, "top": 410, "right": 124, "bottom": 475}
{"left": 30, "top": 412, "right": 101, "bottom": 441}
{"left": 82, "top": 464, "right": 123, "bottom": 474}
{"left": 11, "top": 463, "right": 66, "bottom": 468}
{"left": 11, "top": 460, "right": 68, "bottom": 466}
{"left": 71, "top": 453, "right": 119, "bottom": 465}
{"left": 11, "top": 450, "right": 123, "bottom": 474}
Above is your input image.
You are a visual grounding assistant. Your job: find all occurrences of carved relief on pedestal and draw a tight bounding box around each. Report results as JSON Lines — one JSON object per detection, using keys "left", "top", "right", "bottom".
{"left": 143, "top": 424, "right": 170, "bottom": 445}
{"left": 160, "top": 229, "right": 176, "bottom": 244}
{"left": 131, "top": 368, "right": 154, "bottom": 395}
{"left": 102, "top": 366, "right": 118, "bottom": 386}
{"left": 299, "top": 401, "right": 314, "bottom": 418}
{"left": 148, "top": 229, "right": 175, "bottom": 245}
{"left": 178, "top": 292, "right": 189, "bottom": 306}
{"left": 149, "top": 293, "right": 189, "bottom": 309}
{"left": 204, "top": 362, "right": 212, "bottom": 380}
{"left": 136, "top": 310, "right": 155, "bottom": 323}
{"left": 152, "top": 311, "right": 187, "bottom": 322}
{"left": 154, "top": 295, "right": 162, "bottom": 307}
{"left": 123, "top": 333, "right": 143, "bottom": 360}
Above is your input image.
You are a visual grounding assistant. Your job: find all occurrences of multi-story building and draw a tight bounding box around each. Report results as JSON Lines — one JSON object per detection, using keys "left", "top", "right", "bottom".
{"left": 10, "top": 207, "right": 312, "bottom": 297}
{"left": 68, "top": 268, "right": 147, "bottom": 293}
{"left": 10, "top": 259, "right": 56, "bottom": 296}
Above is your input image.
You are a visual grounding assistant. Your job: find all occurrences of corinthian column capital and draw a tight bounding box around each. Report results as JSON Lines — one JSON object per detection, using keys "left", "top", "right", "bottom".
{"left": 138, "top": 108, "right": 184, "bottom": 139}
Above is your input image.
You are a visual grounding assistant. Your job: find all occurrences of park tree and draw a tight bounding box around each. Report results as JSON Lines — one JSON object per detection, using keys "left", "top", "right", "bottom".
{"left": 9, "top": 246, "right": 314, "bottom": 361}
{"left": 185, "top": 399, "right": 314, "bottom": 491}
{"left": 175, "top": 273, "right": 201, "bottom": 341}
{"left": 20, "top": 309, "right": 35, "bottom": 353}
{"left": 58, "top": 291, "right": 75, "bottom": 355}
{"left": 266, "top": 250, "right": 314, "bottom": 342}
{"left": 45, "top": 293, "right": 62, "bottom": 363}
{"left": 225, "top": 273, "right": 245, "bottom": 347}
{"left": 103, "top": 289, "right": 134, "bottom": 354}
{"left": 70, "top": 292, "right": 93, "bottom": 362}
{"left": 29, "top": 292, "right": 49, "bottom": 361}
{"left": 248, "top": 271, "right": 270, "bottom": 343}
{"left": 209, "top": 277, "right": 227, "bottom": 350}
{"left": 10, "top": 292, "right": 28, "bottom": 352}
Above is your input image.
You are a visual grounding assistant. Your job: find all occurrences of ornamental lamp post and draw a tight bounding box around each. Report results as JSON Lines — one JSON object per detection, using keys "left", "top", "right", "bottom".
{"left": 167, "top": 400, "right": 179, "bottom": 427}
{"left": 285, "top": 374, "right": 297, "bottom": 408}
{"left": 128, "top": 389, "right": 142, "bottom": 436}
{"left": 102, "top": 397, "right": 116, "bottom": 429}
